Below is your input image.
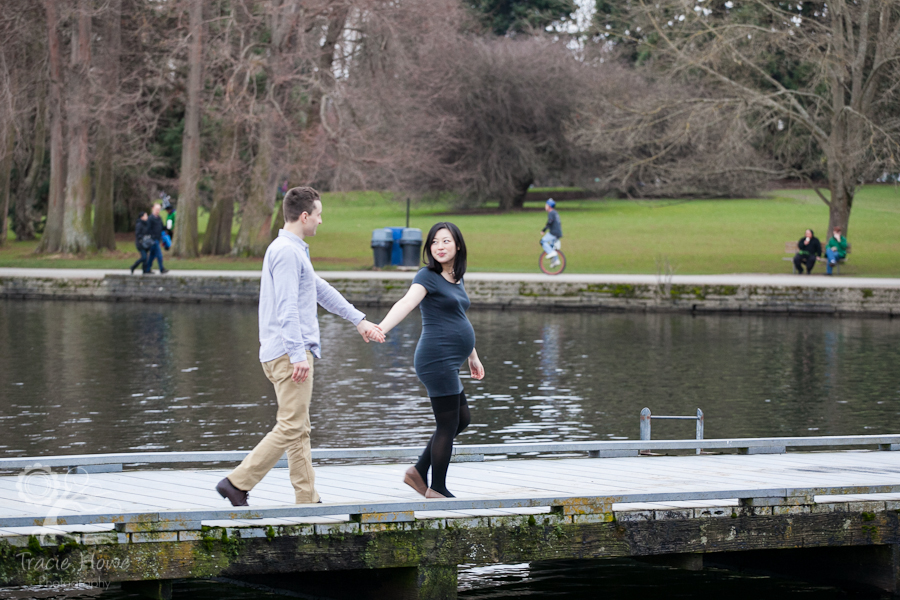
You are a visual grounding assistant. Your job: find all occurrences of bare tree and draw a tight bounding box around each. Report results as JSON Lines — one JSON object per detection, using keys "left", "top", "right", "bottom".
{"left": 201, "top": 119, "right": 238, "bottom": 255}
{"left": 233, "top": 118, "right": 277, "bottom": 256}
{"left": 231, "top": 0, "right": 300, "bottom": 257}
{"left": 173, "top": 0, "right": 203, "bottom": 258}
{"left": 199, "top": 0, "right": 243, "bottom": 256}
{"left": 1, "top": 3, "right": 48, "bottom": 243}
{"left": 38, "top": 0, "right": 66, "bottom": 253}
{"left": 571, "top": 62, "right": 773, "bottom": 198}
{"left": 14, "top": 89, "right": 46, "bottom": 242}
{"left": 59, "top": 0, "right": 93, "bottom": 253}
{"left": 604, "top": 0, "right": 900, "bottom": 235}
{"left": 230, "top": 0, "right": 351, "bottom": 255}
{"left": 340, "top": 1, "right": 587, "bottom": 210}
{"left": 0, "top": 14, "right": 16, "bottom": 246}
{"left": 92, "top": 0, "right": 122, "bottom": 251}
{"left": 0, "top": 127, "right": 12, "bottom": 246}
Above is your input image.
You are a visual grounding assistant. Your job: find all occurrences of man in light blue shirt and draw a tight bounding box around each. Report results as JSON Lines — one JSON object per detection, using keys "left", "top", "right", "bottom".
{"left": 217, "top": 187, "right": 383, "bottom": 506}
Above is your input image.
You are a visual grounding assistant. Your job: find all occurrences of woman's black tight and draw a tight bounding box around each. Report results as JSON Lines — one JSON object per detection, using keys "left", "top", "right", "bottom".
{"left": 415, "top": 391, "right": 470, "bottom": 497}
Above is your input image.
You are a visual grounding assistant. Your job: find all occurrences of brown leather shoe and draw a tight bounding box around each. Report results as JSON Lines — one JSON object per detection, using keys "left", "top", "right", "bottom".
{"left": 216, "top": 477, "right": 249, "bottom": 506}
{"left": 403, "top": 466, "right": 428, "bottom": 496}
{"left": 425, "top": 488, "right": 448, "bottom": 499}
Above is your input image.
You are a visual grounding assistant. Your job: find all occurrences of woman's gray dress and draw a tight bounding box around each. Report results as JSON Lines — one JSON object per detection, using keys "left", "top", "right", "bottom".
{"left": 412, "top": 268, "right": 476, "bottom": 398}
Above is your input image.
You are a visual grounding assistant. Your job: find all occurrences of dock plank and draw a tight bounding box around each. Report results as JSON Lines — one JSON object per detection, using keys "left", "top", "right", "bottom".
{"left": 3, "top": 450, "right": 900, "bottom": 525}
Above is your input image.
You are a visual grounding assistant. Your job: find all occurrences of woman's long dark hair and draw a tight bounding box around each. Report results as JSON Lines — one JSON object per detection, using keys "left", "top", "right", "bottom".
{"left": 423, "top": 222, "right": 467, "bottom": 280}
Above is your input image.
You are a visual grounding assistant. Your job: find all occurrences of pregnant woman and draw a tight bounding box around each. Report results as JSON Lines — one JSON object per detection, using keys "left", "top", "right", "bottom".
{"left": 378, "top": 222, "right": 485, "bottom": 498}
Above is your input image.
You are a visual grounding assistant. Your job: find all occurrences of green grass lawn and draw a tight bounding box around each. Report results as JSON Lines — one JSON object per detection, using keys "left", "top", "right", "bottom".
{"left": 2, "top": 186, "right": 898, "bottom": 276}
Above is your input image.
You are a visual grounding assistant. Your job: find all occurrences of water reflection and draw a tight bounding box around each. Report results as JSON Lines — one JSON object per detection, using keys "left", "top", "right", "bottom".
{"left": 2, "top": 300, "right": 900, "bottom": 457}
{"left": 0, "top": 558, "right": 882, "bottom": 600}
{"left": 3, "top": 300, "right": 900, "bottom": 599}
{"left": 459, "top": 558, "right": 886, "bottom": 599}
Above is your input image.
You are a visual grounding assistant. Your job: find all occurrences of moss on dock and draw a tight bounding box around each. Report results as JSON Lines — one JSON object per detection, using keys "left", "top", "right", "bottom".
{"left": 2, "top": 509, "right": 900, "bottom": 587}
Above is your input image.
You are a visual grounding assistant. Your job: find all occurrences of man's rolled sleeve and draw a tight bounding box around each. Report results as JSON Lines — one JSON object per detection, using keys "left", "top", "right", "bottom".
{"left": 315, "top": 276, "right": 365, "bottom": 325}
{"left": 271, "top": 251, "right": 308, "bottom": 364}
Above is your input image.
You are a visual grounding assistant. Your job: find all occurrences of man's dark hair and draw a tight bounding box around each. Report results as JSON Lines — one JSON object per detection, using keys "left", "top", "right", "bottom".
{"left": 283, "top": 187, "right": 320, "bottom": 223}
{"left": 423, "top": 222, "right": 467, "bottom": 280}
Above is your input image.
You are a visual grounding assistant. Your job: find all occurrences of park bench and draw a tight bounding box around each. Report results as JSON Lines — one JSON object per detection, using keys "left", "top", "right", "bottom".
{"left": 783, "top": 241, "right": 851, "bottom": 274}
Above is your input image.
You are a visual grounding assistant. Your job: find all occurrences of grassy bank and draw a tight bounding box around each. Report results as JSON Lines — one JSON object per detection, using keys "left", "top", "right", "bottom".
{"left": 2, "top": 186, "right": 898, "bottom": 276}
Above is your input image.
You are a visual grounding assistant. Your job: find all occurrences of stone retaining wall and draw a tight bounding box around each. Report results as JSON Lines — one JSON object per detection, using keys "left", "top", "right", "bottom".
{"left": 2, "top": 273, "right": 898, "bottom": 316}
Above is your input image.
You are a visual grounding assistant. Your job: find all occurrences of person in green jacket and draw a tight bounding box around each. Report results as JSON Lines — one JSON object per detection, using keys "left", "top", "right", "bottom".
{"left": 825, "top": 226, "right": 848, "bottom": 275}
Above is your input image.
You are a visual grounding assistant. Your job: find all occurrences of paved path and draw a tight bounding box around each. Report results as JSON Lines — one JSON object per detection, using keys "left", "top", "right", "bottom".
{"left": 3, "top": 450, "right": 900, "bottom": 536}
{"left": 2, "top": 267, "right": 899, "bottom": 289}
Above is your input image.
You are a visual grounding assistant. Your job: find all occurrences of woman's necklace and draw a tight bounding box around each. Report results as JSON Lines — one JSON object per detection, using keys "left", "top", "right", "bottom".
{"left": 441, "top": 269, "right": 456, "bottom": 284}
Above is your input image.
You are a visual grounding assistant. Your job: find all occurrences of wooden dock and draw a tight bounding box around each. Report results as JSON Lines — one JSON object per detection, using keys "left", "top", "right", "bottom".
{"left": 4, "top": 436, "right": 900, "bottom": 599}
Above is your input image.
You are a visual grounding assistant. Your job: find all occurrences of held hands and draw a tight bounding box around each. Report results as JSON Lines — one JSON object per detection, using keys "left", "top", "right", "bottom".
{"left": 468, "top": 355, "right": 485, "bottom": 380}
{"left": 357, "top": 319, "right": 385, "bottom": 343}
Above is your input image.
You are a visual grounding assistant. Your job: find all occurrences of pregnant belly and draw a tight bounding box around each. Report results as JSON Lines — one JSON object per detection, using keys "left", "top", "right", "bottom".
{"left": 416, "top": 324, "right": 475, "bottom": 368}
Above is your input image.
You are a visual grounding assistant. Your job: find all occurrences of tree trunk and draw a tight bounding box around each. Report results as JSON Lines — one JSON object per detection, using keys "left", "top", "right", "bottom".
{"left": 232, "top": 119, "right": 276, "bottom": 257}
{"left": 308, "top": 4, "right": 349, "bottom": 127}
{"left": 14, "top": 93, "right": 47, "bottom": 242}
{"left": 39, "top": 0, "right": 66, "bottom": 253}
{"left": 271, "top": 200, "right": 285, "bottom": 238}
{"left": 827, "top": 178, "right": 853, "bottom": 239}
{"left": 201, "top": 120, "right": 236, "bottom": 256}
{"left": 0, "top": 127, "right": 13, "bottom": 245}
{"left": 512, "top": 177, "right": 533, "bottom": 210}
{"left": 61, "top": 0, "right": 93, "bottom": 253}
{"left": 500, "top": 177, "right": 533, "bottom": 211}
{"left": 173, "top": 0, "right": 203, "bottom": 258}
{"left": 824, "top": 122, "right": 855, "bottom": 239}
{"left": 92, "top": 131, "right": 116, "bottom": 250}
{"left": 92, "top": 0, "right": 121, "bottom": 251}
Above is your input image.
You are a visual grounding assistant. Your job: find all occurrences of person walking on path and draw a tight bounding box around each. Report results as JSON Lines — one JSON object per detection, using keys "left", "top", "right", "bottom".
{"left": 825, "top": 226, "right": 849, "bottom": 275}
{"left": 216, "top": 187, "right": 384, "bottom": 507}
{"left": 377, "top": 222, "right": 485, "bottom": 499}
{"left": 146, "top": 204, "right": 168, "bottom": 274}
{"left": 129, "top": 212, "right": 152, "bottom": 275}
{"left": 793, "top": 229, "right": 822, "bottom": 275}
{"left": 540, "top": 199, "right": 563, "bottom": 269}
{"left": 163, "top": 196, "right": 175, "bottom": 241}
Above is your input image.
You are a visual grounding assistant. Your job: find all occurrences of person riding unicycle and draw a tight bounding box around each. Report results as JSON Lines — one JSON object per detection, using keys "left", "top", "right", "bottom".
{"left": 540, "top": 199, "right": 563, "bottom": 269}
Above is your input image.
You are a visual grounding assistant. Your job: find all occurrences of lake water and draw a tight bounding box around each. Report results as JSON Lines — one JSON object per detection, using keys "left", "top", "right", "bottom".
{"left": 2, "top": 299, "right": 899, "bottom": 599}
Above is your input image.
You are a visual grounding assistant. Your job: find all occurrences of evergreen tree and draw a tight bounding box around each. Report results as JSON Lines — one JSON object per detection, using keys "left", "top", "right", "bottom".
{"left": 468, "top": 0, "right": 577, "bottom": 35}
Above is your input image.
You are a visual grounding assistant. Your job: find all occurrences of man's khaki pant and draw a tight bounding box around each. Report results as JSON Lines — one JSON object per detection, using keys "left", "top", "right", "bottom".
{"left": 228, "top": 352, "right": 319, "bottom": 503}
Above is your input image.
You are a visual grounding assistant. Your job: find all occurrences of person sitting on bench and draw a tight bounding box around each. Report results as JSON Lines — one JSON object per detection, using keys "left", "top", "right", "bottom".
{"left": 793, "top": 229, "right": 822, "bottom": 274}
{"left": 825, "top": 226, "right": 848, "bottom": 276}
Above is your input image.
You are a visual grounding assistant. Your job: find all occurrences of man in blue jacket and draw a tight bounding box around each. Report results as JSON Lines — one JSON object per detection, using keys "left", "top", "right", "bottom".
{"left": 540, "top": 199, "right": 563, "bottom": 268}
{"left": 146, "top": 204, "right": 169, "bottom": 274}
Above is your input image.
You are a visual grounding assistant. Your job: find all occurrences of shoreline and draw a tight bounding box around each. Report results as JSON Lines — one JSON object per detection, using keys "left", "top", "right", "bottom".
{"left": 1, "top": 268, "right": 898, "bottom": 317}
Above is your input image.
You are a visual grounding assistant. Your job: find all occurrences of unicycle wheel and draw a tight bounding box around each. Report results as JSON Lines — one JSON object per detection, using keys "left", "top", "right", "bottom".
{"left": 539, "top": 250, "right": 566, "bottom": 275}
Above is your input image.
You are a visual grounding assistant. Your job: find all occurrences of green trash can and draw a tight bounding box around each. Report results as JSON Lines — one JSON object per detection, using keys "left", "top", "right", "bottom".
{"left": 371, "top": 228, "right": 393, "bottom": 268}
{"left": 400, "top": 228, "right": 422, "bottom": 267}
